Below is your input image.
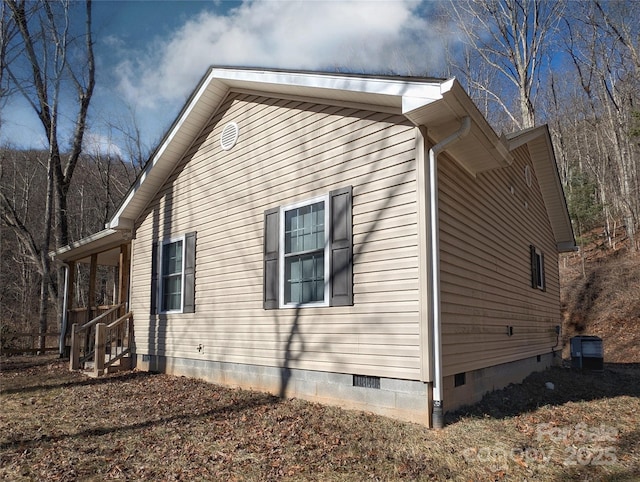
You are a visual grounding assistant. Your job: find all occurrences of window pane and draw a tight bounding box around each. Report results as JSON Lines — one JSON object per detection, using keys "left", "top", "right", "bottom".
{"left": 302, "top": 255, "right": 315, "bottom": 279}
{"left": 161, "top": 240, "right": 183, "bottom": 311}
{"left": 284, "top": 201, "right": 324, "bottom": 254}
{"left": 162, "top": 274, "right": 182, "bottom": 311}
{"left": 284, "top": 252, "right": 324, "bottom": 304}
{"left": 316, "top": 277, "right": 324, "bottom": 301}
{"left": 536, "top": 253, "right": 544, "bottom": 288}
{"left": 289, "top": 257, "right": 300, "bottom": 281}
{"left": 302, "top": 280, "right": 314, "bottom": 304}
{"left": 163, "top": 240, "right": 183, "bottom": 275}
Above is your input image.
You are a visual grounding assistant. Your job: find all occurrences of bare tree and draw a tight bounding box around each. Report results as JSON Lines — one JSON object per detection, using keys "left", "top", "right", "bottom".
{"left": 449, "top": 0, "right": 566, "bottom": 130}
{"left": 558, "top": 0, "right": 640, "bottom": 251}
{"left": 1, "top": 0, "right": 95, "bottom": 349}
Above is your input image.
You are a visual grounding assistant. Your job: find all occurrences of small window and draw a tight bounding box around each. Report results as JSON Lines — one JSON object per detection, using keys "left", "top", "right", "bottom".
{"left": 530, "top": 245, "right": 545, "bottom": 291}
{"left": 281, "top": 195, "right": 329, "bottom": 307}
{"left": 161, "top": 237, "right": 184, "bottom": 312}
{"left": 151, "top": 232, "right": 196, "bottom": 314}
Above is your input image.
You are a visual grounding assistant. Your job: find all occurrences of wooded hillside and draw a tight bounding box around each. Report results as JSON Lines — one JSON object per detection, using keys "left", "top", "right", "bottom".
{"left": 561, "top": 227, "right": 640, "bottom": 363}
{"left": 1, "top": 0, "right": 639, "bottom": 354}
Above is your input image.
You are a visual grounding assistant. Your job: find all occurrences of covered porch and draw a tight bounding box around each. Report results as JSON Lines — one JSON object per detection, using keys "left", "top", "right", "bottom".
{"left": 55, "top": 229, "right": 133, "bottom": 376}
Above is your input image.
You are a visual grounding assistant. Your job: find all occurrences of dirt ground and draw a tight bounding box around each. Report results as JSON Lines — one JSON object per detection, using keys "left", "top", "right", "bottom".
{"left": 1, "top": 355, "right": 639, "bottom": 481}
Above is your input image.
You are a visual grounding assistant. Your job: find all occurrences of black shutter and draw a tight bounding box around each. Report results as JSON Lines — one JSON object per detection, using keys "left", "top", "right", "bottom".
{"left": 150, "top": 241, "right": 159, "bottom": 314}
{"left": 540, "top": 251, "right": 546, "bottom": 292}
{"left": 264, "top": 207, "right": 280, "bottom": 309}
{"left": 330, "top": 186, "right": 353, "bottom": 306}
{"left": 530, "top": 245, "right": 537, "bottom": 289}
{"left": 183, "top": 232, "right": 196, "bottom": 313}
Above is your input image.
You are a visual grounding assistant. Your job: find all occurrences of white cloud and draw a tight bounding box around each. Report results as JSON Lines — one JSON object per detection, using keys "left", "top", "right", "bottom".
{"left": 83, "top": 132, "right": 124, "bottom": 159}
{"left": 114, "top": 0, "right": 454, "bottom": 108}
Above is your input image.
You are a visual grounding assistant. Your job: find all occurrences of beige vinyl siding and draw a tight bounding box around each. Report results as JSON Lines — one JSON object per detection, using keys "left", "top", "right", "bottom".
{"left": 439, "top": 145, "right": 560, "bottom": 376}
{"left": 130, "top": 93, "right": 422, "bottom": 380}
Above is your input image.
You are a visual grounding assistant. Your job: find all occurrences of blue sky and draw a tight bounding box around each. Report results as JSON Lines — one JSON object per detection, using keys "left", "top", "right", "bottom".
{"left": 1, "top": 0, "right": 454, "bottom": 159}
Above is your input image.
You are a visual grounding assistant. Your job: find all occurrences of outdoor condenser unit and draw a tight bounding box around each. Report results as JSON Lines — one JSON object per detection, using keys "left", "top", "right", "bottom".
{"left": 570, "top": 335, "right": 604, "bottom": 371}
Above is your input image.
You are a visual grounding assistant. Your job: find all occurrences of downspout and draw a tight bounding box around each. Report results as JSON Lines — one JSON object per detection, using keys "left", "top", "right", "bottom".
{"left": 58, "top": 263, "right": 70, "bottom": 357}
{"left": 429, "top": 116, "right": 471, "bottom": 429}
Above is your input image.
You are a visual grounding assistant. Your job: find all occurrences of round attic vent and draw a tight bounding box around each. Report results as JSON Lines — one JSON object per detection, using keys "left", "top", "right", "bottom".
{"left": 220, "top": 122, "right": 239, "bottom": 150}
{"left": 524, "top": 165, "right": 532, "bottom": 187}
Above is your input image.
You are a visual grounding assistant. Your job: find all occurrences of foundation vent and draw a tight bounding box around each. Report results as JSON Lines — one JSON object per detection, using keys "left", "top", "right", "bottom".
{"left": 353, "top": 374, "right": 380, "bottom": 389}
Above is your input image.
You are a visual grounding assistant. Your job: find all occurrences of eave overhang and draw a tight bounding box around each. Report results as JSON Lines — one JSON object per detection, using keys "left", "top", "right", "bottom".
{"left": 53, "top": 229, "right": 127, "bottom": 266}
{"left": 507, "top": 125, "right": 577, "bottom": 253}
{"left": 403, "top": 78, "right": 513, "bottom": 176}
{"left": 106, "top": 67, "right": 515, "bottom": 232}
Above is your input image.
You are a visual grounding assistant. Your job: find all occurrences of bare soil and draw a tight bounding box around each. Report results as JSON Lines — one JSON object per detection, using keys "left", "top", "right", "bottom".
{"left": 1, "top": 355, "right": 639, "bottom": 481}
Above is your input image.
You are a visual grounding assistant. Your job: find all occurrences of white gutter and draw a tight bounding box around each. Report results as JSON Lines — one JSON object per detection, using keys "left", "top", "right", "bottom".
{"left": 429, "top": 116, "right": 471, "bottom": 429}
{"left": 58, "top": 263, "right": 70, "bottom": 357}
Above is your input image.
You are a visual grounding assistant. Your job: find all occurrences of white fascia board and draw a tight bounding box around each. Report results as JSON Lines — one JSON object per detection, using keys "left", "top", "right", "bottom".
{"left": 106, "top": 67, "right": 446, "bottom": 230}
{"left": 107, "top": 69, "right": 222, "bottom": 230}
{"left": 54, "top": 229, "right": 124, "bottom": 260}
{"left": 212, "top": 67, "right": 444, "bottom": 103}
{"left": 401, "top": 95, "right": 442, "bottom": 113}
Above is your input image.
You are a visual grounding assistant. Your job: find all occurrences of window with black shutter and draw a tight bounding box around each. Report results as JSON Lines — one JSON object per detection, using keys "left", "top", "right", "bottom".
{"left": 530, "top": 244, "right": 545, "bottom": 291}
{"left": 151, "top": 231, "right": 196, "bottom": 314}
{"left": 263, "top": 186, "right": 352, "bottom": 309}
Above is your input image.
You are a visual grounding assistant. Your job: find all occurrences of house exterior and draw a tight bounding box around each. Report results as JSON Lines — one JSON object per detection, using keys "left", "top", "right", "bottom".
{"left": 56, "top": 67, "right": 575, "bottom": 427}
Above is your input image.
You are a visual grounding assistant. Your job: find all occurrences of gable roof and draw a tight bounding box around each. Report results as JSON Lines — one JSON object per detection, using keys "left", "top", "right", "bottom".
{"left": 56, "top": 67, "right": 574, "bottom": 260}
{"left": 106, "top": 66, "right": 515, "bottom": 232}
{"left": 507, "top": 125, "right": 576, "bottom": 252}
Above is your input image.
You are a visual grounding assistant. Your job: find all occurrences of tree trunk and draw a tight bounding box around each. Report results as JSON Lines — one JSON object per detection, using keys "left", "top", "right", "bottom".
{"left": 38, "top": 155, "right": 54, "bottom": 352}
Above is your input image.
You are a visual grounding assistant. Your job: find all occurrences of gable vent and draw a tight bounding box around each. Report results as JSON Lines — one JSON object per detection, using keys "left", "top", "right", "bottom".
{"left": 220, "top": 122, "right": 239, "bottom": 150}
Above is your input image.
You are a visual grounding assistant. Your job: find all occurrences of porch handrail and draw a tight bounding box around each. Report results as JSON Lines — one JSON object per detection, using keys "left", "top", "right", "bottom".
{"left": 107, "top": 311, "right": 132, "bottom": 329}
{"left": 70, "top": 303, "right": 126, "bottom": 371}
{"left": 98, "top": 311, "right": 134, "bottom": 374}
{"left": 74, "top": 303, "right": 125, "bottom": 333}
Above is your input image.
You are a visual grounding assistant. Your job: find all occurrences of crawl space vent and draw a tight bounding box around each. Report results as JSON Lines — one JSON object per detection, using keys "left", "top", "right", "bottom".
{"left": 220, "top": 122, "right": 239, "bottom": 150}
{"left": 353, "top": 375, "right": 380, "bottom": 389}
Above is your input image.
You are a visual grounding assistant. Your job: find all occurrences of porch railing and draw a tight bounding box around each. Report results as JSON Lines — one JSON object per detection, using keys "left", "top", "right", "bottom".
{"left": 70, "top": 303, "right": 133, "bottom": 375}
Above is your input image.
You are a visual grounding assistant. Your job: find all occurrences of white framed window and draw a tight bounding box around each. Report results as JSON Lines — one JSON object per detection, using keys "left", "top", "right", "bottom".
{"left": 263, "top": 186, "right": 352, "bottom": 310}
{"left": 530, "top": 245, "right": 545, "bottom": 291}
{"left": 160, "top": 235, "right": 185, "bottom": 313}
{"left": 279, "top": 194, "right": 330, "bottom": 308}
{"left": 151, "top": 232, "right": 196, "bottom": 315}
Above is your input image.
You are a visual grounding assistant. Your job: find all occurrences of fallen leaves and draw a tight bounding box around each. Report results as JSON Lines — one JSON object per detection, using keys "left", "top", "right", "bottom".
{"left": 1, "top": 355, "right": 640, "bottom": 481}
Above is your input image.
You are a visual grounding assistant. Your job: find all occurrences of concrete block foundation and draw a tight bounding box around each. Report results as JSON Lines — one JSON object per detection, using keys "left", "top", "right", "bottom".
{"left": 135, "top": 351, "right": 558, "bottom": 426}
{"left": 135, "top": 354, "right": 431, "bottom": 425}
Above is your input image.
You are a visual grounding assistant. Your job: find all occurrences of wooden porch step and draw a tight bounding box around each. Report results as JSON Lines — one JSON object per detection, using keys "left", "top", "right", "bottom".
{"left": 82, "top": 353, "right": 132, "bottom": 378}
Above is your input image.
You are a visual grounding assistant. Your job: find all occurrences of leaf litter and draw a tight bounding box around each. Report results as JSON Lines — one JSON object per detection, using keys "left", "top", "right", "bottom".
{"left": 1, "top": 355, "right": 639, "bottom": 481}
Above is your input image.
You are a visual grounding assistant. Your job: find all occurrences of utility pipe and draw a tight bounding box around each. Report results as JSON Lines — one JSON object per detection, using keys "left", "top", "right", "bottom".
{"left": 58, "top": 263, "right": 70, "bottom": 357}
{"left": 429, "top": 116, "right": 471, "bottom": 429}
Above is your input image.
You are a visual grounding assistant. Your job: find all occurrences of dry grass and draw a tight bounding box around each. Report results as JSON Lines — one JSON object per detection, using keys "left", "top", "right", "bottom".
{"left": 560, "top": 242, "right": 640, "bottom": 363}
{"left": 1, "top": 355, "right": 639, "bottom": 481}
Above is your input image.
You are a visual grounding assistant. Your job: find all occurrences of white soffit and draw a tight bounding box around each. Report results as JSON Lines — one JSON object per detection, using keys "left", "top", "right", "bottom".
{"left": 54, "top": 229, "right": 126, "bottom": 265}
{"left": 107, "top": 67, "right": 448, "bottom": 230}
{"left": 403, "top": 79, "right": 513, "bottom": 176}
{"left": 107, "top": 67, "right": 512, "bottom": 230}
{"left": 507, "top": 126, "right": 576, "bottom": 251}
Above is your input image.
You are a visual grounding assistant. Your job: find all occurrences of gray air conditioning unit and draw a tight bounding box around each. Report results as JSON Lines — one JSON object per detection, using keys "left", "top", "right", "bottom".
{"left": 570, "top": 335, "right": 604, "bottom": 371}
